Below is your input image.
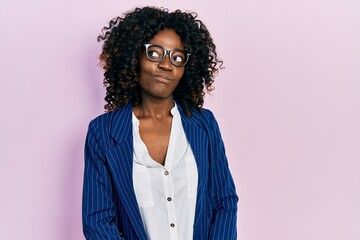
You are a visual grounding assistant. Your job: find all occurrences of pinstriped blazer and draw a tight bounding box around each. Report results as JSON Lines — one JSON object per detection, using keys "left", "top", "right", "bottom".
{"left": 82, "top": 103, "right": 238, "bottom": 239}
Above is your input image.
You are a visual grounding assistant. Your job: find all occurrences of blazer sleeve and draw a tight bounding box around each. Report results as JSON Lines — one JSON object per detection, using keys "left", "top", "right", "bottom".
{"left": 207, "top": 112, "right": 239, "bottom": 240}
{"left": 82, "top": 120, "right": 124, "bottom": 240}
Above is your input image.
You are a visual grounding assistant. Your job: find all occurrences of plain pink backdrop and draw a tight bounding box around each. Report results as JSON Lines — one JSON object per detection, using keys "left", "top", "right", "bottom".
{"left": 1, "top": 0, "right": 359, "bottom": 239}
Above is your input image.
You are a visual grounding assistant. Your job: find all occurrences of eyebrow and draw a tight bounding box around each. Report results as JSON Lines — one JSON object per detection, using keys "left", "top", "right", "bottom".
{"left": 147, "top": 43, "right": 186, "bottom": 51}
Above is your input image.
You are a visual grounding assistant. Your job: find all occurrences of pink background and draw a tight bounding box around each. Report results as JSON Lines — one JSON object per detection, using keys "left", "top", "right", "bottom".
{"left": 1, "top": 0, "right": 359, "bottom": 239}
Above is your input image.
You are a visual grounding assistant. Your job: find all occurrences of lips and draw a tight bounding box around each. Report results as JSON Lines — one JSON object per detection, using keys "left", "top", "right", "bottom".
{"left": 154, "top": 75, "right": 172, "bottom": 82}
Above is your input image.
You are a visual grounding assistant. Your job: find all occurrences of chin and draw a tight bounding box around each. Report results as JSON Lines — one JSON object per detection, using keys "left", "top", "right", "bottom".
{"left": 141, "top": 90, "right": 174, "bottom": 100}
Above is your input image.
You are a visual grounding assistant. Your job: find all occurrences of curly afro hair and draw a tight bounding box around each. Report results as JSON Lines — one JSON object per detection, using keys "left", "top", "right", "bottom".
{"left": 98, "top": 6, "right": 223, "bottom": 116}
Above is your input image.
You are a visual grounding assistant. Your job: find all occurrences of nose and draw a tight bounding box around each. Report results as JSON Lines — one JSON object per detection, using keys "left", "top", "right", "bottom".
{"left": 158, "top": 54, "right": 173, "bottom": 71}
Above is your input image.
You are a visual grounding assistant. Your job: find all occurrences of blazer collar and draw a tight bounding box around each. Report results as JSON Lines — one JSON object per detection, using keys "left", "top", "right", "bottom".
{"left": 109, "top": 102, "right": 203, "bottom": 143}
{"left": 110, "top": 103, "right": 133, "bottom": 144}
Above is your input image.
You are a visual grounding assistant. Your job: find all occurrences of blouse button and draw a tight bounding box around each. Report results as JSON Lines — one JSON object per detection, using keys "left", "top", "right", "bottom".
{"left": 170, "top": 223, "right": 175, "bottom": 228}
{"left": 167, "top": 197, "right": 172, "bottom": 201}
{"left": 164, "top": 170, "right": 169, "bottom": 176}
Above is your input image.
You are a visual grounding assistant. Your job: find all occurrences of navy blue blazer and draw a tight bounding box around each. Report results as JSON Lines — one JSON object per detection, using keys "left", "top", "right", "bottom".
{"left": 82, "top": 103, "right": 238, "bottom": 239}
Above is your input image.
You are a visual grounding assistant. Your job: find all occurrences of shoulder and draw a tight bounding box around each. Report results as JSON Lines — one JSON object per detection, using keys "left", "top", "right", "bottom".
{"left": 88, "top": 104, "right": 132, "bottom": 131}
{"left": 194, "top": 108, "right": 216, "bottom": 122}
{"left": 178, "top": 105, "right": 220, "bottom": 134}
{"left": 86, "top": 104, "right": 133, "bottom": 149}
{"left": 187, "top": 107, "right": 218, "bottom": 126}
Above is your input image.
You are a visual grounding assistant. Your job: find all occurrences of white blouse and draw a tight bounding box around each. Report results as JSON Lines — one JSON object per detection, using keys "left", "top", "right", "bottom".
{"left": 132, "top": 103, "right": 198, "bottom": 240}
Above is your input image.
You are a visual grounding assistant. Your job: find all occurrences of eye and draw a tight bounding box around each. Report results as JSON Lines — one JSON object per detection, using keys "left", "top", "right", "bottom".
{"left": 146, "top": 45, "right": 164, "bottom": 60}
{"left": 172, "top": 55, "right": 184, "bottom": 63}
{"left": 172, "top": 51, "right": 186, "bottom": 63}
{"left": 148, "top": 50, "right": 161, "bottom": 58}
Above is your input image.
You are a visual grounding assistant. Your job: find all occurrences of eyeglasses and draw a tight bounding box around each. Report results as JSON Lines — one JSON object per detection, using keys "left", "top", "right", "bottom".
{"left": 144, "top": 43, "right": 191, "bottom": 67}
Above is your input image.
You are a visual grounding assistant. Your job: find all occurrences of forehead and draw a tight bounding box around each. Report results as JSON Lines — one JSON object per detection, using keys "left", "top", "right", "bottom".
{"left": 148, "top": 29, "right": 184, "bottom": 50}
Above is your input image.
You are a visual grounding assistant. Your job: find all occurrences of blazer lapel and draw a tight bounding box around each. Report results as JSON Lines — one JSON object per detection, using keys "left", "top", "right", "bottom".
{"left": 105, "top": 104, "right": 147, "bottom": 240}
{"left": 179, "top": 108, "right": 209, "bottom": 227}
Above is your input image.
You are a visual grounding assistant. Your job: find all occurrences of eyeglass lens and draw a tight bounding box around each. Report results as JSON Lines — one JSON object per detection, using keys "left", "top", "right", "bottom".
{"left": 146, "top": 44, "right": 188, "bottom": 67}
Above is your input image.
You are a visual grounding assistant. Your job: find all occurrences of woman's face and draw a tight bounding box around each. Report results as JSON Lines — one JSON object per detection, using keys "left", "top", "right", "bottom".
{"left": 138, "top": 29, "right": 185, "bottom": 101}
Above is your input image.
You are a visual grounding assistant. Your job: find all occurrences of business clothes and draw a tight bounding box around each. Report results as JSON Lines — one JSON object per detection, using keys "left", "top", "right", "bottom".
{"left": 82, "top": 103, "right": 238, "bottom": 239}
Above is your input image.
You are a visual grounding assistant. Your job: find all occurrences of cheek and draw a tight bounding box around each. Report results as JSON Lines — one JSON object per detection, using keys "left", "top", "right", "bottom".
{"left": 175, "top": 69, "right": 185, "bottom": 81}
{"left": 138, "top": 61, "right": 154, "bottom": 77}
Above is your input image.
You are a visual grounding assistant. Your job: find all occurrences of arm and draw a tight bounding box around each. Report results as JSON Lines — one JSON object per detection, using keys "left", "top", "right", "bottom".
{"left": 82, "top": 120, "right": 124, "bottom": 240}
{"left": 207, "top": 113, "right": 239, "bottom": 240}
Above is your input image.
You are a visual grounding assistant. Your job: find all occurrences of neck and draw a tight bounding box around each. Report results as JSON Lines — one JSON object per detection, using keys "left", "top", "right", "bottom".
{"left": 134, "top": 97, "right": 175, "bottom": 119}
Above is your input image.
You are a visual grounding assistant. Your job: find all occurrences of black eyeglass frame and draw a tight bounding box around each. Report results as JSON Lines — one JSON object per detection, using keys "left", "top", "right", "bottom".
{"left": 144, "top": 43, "right": 191, "bottom": 67}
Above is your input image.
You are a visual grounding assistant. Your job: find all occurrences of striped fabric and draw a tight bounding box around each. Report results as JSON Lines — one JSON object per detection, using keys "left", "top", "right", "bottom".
{"left": 82, "top": 103, "right": 238, "bottom": 239}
